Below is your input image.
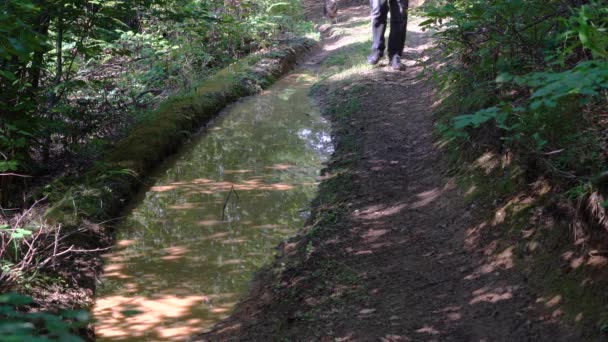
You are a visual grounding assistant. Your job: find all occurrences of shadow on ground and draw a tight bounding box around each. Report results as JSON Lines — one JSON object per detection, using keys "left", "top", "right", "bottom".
{"left": 195, "top": 2, "right": 584, "bottom": 342}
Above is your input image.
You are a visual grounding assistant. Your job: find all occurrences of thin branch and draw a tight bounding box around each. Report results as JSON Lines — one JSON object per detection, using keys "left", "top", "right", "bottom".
{"left": 0, "top": 173, "right": 33, "bottom": 178}
{"left": 221, "top": 185, "right": 239, "bottom": 221}
{"left": 543, "top": 149, "right": 565, "bottom": 155}
{"left": 14, "top": 196, "right": 47, "bottom": 230}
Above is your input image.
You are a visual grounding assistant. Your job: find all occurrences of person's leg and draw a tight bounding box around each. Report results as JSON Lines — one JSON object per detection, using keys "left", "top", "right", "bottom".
{"left": 387, "top": 0, "right": 408, "bottom": 58}
{"left": 369, "top": 0, "right": 389, "bottom": 61}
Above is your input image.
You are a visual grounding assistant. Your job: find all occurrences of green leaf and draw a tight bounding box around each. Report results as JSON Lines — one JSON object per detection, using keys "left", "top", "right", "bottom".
{"left": 11, "top": 228, "right": 33, "bottom": 239}
{"left": 0, "top": 70, "right": 17, "bottom": 81}
{"left": 0, "top": 293, "right": 33, "bottom": 306}
{"left": 495, "top": 72, "right": 512, "bottom": 83}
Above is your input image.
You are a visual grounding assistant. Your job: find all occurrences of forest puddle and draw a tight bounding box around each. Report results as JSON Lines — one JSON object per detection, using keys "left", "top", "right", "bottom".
{"left": 94, "top": 71, "right": 332, "bottom": 341}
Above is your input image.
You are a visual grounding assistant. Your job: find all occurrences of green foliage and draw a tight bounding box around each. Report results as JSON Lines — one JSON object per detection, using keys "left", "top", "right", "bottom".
{"left": 0, "top": 0, "right": 312, "bottom": 207}
{"left": 423, "top": 0, "right": 608, "bottom": 183}
{"left": 0, "top": 293, "right": 89, "bottom": 342}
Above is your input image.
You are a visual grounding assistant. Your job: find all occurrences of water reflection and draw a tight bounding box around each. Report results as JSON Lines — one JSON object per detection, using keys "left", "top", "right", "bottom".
{"left": 94, "top": 72, "right": 332, "bottom": 341}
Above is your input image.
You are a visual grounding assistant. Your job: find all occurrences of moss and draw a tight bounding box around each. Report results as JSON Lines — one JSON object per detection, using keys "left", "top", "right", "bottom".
{"left": 45, "top": 38, "right": 315, "bottom": 225}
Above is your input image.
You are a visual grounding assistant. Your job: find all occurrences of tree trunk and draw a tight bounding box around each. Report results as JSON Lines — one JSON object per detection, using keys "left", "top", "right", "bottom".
{"left": 30, "top": 13, "right": 50, "bottom": 91}
{"left": 43, "top": 15, "right": 63, "bottom": 164}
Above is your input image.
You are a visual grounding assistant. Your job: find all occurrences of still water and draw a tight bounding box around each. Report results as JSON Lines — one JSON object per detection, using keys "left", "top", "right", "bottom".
{"left": 94, "top": 71, "right": 332, "bottom": 341}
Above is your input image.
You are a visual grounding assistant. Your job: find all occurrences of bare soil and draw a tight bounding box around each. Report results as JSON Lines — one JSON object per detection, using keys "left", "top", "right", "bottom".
{"left": 195, "top": 2, "right": 586, "bottom": 341}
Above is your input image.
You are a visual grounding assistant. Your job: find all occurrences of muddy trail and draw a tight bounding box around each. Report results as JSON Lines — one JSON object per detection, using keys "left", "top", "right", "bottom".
{"left": 196, "top": 1, "right": 584, "bottom": 341}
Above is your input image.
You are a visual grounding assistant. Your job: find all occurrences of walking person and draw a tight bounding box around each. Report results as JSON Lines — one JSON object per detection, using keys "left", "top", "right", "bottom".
{"left": 367, "top": 0, "right": 409, "bottom": 70}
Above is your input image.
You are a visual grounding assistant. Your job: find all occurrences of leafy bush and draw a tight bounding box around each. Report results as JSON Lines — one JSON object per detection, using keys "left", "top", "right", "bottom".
{"left": 0, "top": 293, "right": 89, "bottom": 342}
{"left": 422, "top": 0, "right": 608, "bottom": 182}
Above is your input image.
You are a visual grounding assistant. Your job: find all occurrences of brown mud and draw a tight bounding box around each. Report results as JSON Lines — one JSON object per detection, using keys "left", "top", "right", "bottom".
{"left": 195, "top": 1, "right": 586, "bottom": 341}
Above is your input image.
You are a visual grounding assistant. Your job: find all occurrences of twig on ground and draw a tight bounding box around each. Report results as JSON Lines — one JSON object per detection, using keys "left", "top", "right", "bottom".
{"left": 14, "top": 196, "right": 47, "bottom": 231}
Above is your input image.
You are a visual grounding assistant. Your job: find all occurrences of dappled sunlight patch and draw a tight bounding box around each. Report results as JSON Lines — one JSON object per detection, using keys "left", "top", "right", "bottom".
{"left": 192, "top": 178, "right": 213, "bottom": 184}
{"left": 169, "top": 203, "right": 198, "bottom": 210}
{"left": 94, "top": 294, "right": 213, "bottom": 341}
{"left": 466, "top": 179, "right": 550, "bottom": 255}
{"left": 571, "top": 256, "right": 585, "bottom": 269}
{"left": 587, "top": 254, "right": 608, "bottom": 268}
{"left": 270, "top": 183, "right": 295, "bottom": 190}
{"left": 380, "top": 334, "right": 409, "bottom": 341}
{"left": 333, "top": 333, "right": 356, "bottom": 342}
{"left": 560, "top": 246, "right": 608, "bottom": 270}
{"left": 197, "top": 219, "right": 222, "bottom": 226}
{"left": 464, "top": 221, "right": 488, "bottom": 249}
{"left": 151, "top": 185, "right": 178, "bottom": 192}
{"left": 545, "top": 295, "right": 562, "bottom": 308}
{"left": 521, "top": 228, "right": 536, "bottom": 239}
{"left": 491, "top": 246, "right": 515, "bottom": 268}
{"left": 201, "top": 232, "right": 229, "bottom": 241}
{"left": 354, "top": 203, "right": 408, "bottom": 221}
{"left": 464, "top": 184, "right": 477, "bottom": 196}
{"left": 328, "top": 67, "right": 374, "bottom": 82}
{"left": 220, "top": 238, "right": 248, "bottom": 245}
{"left": 433, "top": 305, "right": 462, "bottom": 322}
{"left": 415, "top": 325, "right": 440, "bottom": 335}
{"left": 561, "top": 250, "right": 585, "bottom": 270}
{"left": 473, "top": 152, "right": 499, "bottom": 175}
{"left": 464, "top": 247, "right": 514, "bottom": 280}
{"left": 362, "top": 229, "right": 389, "bottom": 242}
{"left": 410, "top": 188, "right": 442, "bottom": 209}
{"left": 210, "top": 306, "right": 232, "bottom": 314}
{"left": 160, "top": 245, "right": 189, "bottom": 261}
{"left": 151, "top": 177, "right": 298, "bottom": 194}
{"left": 265, "top": 163, "right": 294, "bottom": 170}
{"left": 469, "top": 286, "right": 515, "bottom": 305}
{"left": 103, "top": 263, "right": 133, "bottom": 280}
{"left": 117, "top": 239, "right": 137, "bottom": 247}
{"left": 434, "top": 138, "right": 451, "bottom": 150}
{"left": 102, "top": 245, "right": 145, "bottom": 264}
{"left": 492, "top": 207, "right": 507, "bottom": 225}
{"left": 526, "top": 240, "right": 540, "bottom": 252}
{"left": 410, "top": 180, "right": 456, "bottom": 209}
{"left": 223, "top": 169, "right": 253, "bottom": 174}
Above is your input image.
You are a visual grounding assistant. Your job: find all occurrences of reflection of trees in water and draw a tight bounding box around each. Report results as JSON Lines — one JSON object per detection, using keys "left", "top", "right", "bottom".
{"left": 100, "top": 73, "right": 331, "bottom": 305}
{"left": 96, "top": 74, "right": 333, "bottom": 341}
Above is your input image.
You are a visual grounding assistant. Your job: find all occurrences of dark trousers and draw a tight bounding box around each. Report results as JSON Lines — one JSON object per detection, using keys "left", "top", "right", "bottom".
{"left": 370, "top": 0, "right": 408, "bottom": 57}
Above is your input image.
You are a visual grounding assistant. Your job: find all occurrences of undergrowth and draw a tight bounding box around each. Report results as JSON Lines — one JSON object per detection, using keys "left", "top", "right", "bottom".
{"left": 423, "top": 0, "right": 608, "bottom": 189}
{"left": 420, "top": 0, "right": 608, "bottom": 337}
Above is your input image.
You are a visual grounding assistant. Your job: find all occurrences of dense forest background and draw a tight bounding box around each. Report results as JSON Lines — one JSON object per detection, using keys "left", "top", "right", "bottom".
{"left": 0, "top": 0, "right": 307, "bottom": 208}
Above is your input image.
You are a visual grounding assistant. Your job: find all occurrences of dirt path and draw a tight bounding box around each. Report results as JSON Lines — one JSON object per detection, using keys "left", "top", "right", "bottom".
{"left": 196, "top": 2, "right": 582, "bottom": 341}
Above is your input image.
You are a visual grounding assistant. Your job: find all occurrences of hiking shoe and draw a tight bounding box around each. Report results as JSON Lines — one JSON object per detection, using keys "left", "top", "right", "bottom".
{"left": 390, "top": 55, "right": 403, "bottom": 70}
{"left": 367, "top": 52, "right": 383, "bottom": 65}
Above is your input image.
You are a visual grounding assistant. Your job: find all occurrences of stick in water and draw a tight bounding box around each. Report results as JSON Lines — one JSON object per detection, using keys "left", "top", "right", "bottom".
{"left": 221, "top": 185, "right": 239, "bottom": 221}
